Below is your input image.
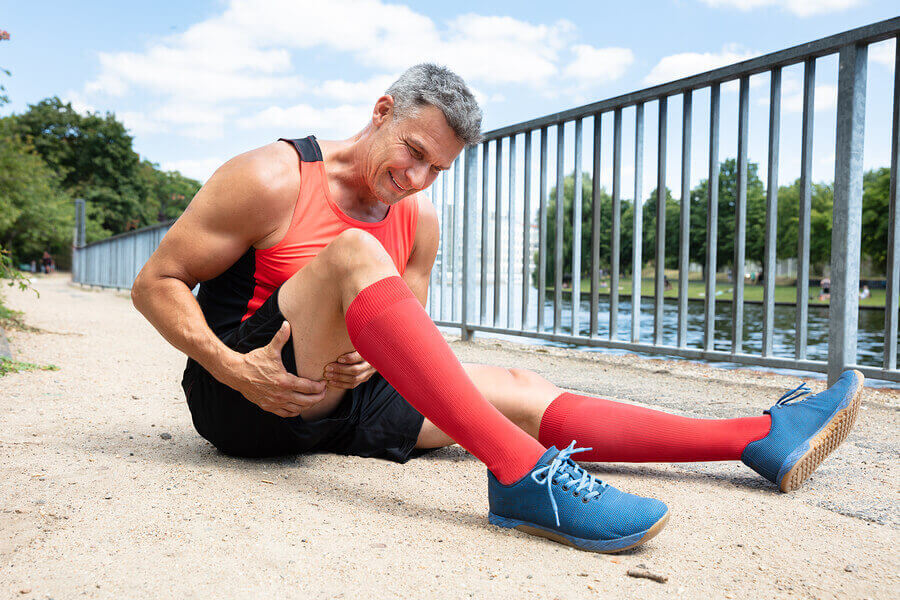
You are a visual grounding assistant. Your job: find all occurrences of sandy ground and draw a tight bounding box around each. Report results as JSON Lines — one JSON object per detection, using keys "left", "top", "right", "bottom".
{"left": 1, "top": 274, "right": 898, "bottom": 599}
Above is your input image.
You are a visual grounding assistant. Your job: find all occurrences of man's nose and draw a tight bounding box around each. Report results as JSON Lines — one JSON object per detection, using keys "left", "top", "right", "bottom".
{"left": 408, "top": 162, "right": 430, "bottom": 190}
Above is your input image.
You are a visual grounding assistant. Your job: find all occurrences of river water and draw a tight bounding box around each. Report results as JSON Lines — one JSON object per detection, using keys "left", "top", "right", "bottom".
{"left": 428, "top": 283, "right": 896, "bottom": 387}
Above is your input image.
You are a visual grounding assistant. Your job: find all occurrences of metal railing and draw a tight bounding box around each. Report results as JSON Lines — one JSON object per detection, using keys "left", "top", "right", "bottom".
{"left": 72, "top": 206, "right": 174, "bottom": 291}
{"left": 426, "top": 17, "right": 900, "bottom": 385}
{"left": 71, "top": 18, "right": 900, "bottom": 385}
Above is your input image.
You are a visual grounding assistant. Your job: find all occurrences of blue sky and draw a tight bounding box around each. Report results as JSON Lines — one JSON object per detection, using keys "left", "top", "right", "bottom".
{"left": 1, "top": 0, "right": 898, "bottom": 192}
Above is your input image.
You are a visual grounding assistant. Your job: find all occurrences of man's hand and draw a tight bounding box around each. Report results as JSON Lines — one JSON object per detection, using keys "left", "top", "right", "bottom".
{"left": 229, "top": 321, "right": 327, "bottom": 418}
{"left": 324, "top": 351, "right": 376, "bottom": 390}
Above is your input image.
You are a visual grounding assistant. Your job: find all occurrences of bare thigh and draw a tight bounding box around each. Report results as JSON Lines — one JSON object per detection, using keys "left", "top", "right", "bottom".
{"left": 276, "top": 229, "right": 400, "bottom": 421}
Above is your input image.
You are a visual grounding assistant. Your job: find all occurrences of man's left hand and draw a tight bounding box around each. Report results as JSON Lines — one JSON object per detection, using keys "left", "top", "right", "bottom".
{"left": 324, "top": 351, "right": 376, "bottom": 389}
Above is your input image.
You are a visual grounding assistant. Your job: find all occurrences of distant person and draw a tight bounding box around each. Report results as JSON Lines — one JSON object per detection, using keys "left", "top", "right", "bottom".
{"left": 132, "top": 63, "right": 865, "bottom": 555}
{"left": 859, "top": 284, "right": 870, "bottom": 300}
{"left": 663, "top": 274, "right": 672, "bottom": 291}
{"left": 41, "top": 250, "right": 54, "bottom": 274}
{"left": 819, "top": 277, "right": 831, "bottom": 302}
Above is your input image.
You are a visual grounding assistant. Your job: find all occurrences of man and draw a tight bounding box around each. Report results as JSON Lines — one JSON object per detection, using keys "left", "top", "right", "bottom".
{"left": 133, "top": 64, "right": 863, "bottom": 553}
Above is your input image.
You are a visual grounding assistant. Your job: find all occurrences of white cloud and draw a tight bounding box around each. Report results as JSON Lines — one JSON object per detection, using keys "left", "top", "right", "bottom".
{"left": 644, "top": 44, "right": 759, "bottom": 85}
{"left": 237, "top": 103, "right": 373, "bottom": 137}
{"left": 159, "top": 157, "right": 228, "bottom": 183}
{"left": 76, "top": 0, "right": 594, "bottom": 142}
{"left": 315, "top": 75, "right": 397, "bottom": 103}
{"left": 869, "top": 38, "right": 896, "bottom": 69}
{"left": 62, "top": 91, "right": 97, "bottom": 116}
{"left": 782, "top": 84, "right": 838, "bottom": 113}
{"left": 564, "top": 45, "right": 635, "bottom": 83}
{"left": 699, "top": 0, "right": 863, "bottom": 17}
{"left": 117, "top": 104, "right": 237, "bottom": 140}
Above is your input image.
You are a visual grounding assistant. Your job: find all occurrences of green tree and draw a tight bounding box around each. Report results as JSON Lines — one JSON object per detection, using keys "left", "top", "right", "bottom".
{"left": 640, "top": 187, "right": 681, "bottom": 270}
{"left": 775, "top": 178, "right": 834, "bottom": 273}
{"left": 861, "top": 167, "right": 891, "bottom": 272}
{"left": 137, "top": 160, "right": 202, "bottom": 222}
{"left": 0, "top": 121, "right": 73, "bottom": 266}
{"left": 539, "top": 173, "right": 598, "bottom": 286}
{"left": 6, "top": 97, "right": 150, "bottom": 235}
{"left": 688, "top": 158, "right": 767, "bottom": 276}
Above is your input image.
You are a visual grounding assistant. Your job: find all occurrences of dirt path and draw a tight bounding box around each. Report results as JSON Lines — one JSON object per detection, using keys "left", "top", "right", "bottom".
{"left": 1, "top": 275, "right": 897, "bottom": 599}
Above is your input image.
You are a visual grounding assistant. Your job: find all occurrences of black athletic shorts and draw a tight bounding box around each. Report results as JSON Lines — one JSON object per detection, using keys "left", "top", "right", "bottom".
{"left": 180, "top": 286, "right": 426, "bottom": 462}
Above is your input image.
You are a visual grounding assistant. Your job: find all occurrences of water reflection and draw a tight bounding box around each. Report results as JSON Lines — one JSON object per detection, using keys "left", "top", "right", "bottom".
{"left": 428, "top": 283, "right": 895, "bottom": 384}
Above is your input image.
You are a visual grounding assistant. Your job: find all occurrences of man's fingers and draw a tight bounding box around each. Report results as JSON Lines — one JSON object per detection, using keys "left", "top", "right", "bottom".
{"left": 328, "top": 362, "right": 367, "bottom": 376}
{"left": 326, "top": 381, "right": 354, "bottom": 390}
{"left": 288, "top": 390, "right": 326, "bottom": 405}
{"left": 337, "top": 351, "right": 363, "bottom": 364}
{"left": 282, "top": 402, "right": 305, "bottom": 414}
{"left": 271, "top": 407, "right": 297, "bottom": 418}
{"left": 267, "top": 321, "right": 292, "bottom": 353}
{"left": 281, "top": 373, "right": 326, "bottom": 394}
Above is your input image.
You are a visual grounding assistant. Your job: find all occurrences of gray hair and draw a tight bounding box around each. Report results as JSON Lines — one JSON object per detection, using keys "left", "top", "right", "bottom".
{"left": 385, "top": 63, "right": 483, "bottom": 146}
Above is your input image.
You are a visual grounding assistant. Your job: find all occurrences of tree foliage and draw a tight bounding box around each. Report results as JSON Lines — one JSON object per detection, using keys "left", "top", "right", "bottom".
{"left": 774, "top": 178, "right": 833, "bottom": 271}
{"left": 536, "top": 157, "right": 892, "bottom": 286}
{"left": 861, "top": 167, "right": 891, "bottom": 272}
{"left": 0, "top": 96, "right": 201, "bottom": 266}
{"left": 0, "top": 118, "right": 73, "bottom": 268}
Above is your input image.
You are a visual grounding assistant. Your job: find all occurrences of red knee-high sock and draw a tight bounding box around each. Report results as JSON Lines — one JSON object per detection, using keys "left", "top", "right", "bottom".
{"left": 345, "top": 276, "right": 546, "bottom": 484}
{"left": 538, "top": 392, "right": 771, "bottom": 462}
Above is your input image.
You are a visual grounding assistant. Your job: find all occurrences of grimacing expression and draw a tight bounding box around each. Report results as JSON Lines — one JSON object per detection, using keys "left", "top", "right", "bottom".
{"left": 372, "top": 103, "right": 466, "bottom": 205}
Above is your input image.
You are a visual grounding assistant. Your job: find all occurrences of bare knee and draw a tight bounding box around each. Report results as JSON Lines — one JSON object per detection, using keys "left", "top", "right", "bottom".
{"left": 507, "top": 368, "right": 558, "bottom": 395}
{"left": 306, "top": 229, "right": 399, "bottom": 306}
{"left": 322, "top": 229, "right": 395, "bottom": 274}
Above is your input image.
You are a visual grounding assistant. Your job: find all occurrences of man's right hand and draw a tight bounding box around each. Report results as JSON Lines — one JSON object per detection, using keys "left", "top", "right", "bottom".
{"left": 227, "top": 321, "right": 327, "bottom": 418}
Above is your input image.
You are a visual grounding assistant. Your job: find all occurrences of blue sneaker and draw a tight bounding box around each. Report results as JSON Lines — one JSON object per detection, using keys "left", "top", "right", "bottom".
{"left": 742, "top": 370, "right": 864, "bottom": 492}
{"left": 487, "top": 442, "right": 669, "bottom": 553}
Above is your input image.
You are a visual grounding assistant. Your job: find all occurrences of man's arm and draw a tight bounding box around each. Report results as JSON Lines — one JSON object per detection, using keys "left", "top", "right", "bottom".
{"left": 131, "top": 145, "right": 326, "bottom": 416}
{"left": 403, "top": 193, "right": 440, "bottom": 305}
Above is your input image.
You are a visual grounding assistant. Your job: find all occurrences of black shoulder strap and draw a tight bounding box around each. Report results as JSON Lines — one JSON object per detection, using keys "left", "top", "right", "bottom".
{"left": 277, "top": 136, "right": 323, "bottom": 163}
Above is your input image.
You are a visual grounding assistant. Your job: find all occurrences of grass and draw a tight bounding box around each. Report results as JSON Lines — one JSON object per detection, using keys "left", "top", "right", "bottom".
{"left": 556, "top": 277, "right": 888, "bottom": 308}
{"left": 0, "top": 357, "right": 58, "bottom": 377}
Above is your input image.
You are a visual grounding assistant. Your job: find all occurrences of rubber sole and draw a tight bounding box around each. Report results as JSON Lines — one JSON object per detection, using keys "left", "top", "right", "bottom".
{"left": 489, "top": 511, "right": 669, "bottom": 554}
{"left": 778, "top": 370, "right": 864, "bottom": 492}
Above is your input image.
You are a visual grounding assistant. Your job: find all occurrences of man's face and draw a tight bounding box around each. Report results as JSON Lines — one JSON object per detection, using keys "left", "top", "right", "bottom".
{"left": 368, "top": 101, "right": 466, "bottom": 205}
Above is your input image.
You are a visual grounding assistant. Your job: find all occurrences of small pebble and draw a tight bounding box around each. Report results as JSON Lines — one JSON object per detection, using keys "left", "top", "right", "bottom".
{"left": 844, "top": 564, "right": 857, "bottom": 573}
{"left": 159, "top": 432, "right": 172, "bottom": 440}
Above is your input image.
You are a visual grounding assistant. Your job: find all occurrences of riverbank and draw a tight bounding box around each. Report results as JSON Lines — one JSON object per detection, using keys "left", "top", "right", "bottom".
{"left": 1, "top": 275, "right": 897, "bottom": 599}
{"left": 547, "top": 277, "right": 889, "bottom": 309}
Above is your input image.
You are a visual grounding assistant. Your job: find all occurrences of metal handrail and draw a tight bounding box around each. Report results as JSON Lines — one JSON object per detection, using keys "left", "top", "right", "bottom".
{"left": 73, "top": 17, "right": 900, "bottom": 385}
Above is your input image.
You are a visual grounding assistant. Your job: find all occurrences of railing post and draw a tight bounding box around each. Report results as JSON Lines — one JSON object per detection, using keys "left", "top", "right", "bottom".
{"left": 733, "top": 76, "right": 749, "bottom": 354}
{"left": 828, "top": 43, "right": 867, "bottom": 385}
{"left": 461, "top": 145, "right": 477, "bottom": 341}
{"left": 884, "top": 35, "right": 900, "bottom": 372}
{"left": 796, "top": 58, "right": 816, "bottom": 360}
{"left": 73, "top": 198, "right": 86, "bottom": 283}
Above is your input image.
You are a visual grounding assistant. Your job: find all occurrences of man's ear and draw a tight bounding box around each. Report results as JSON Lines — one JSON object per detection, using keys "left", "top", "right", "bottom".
{"left": 372, "top": 95, "right": 395, "bottom": 128}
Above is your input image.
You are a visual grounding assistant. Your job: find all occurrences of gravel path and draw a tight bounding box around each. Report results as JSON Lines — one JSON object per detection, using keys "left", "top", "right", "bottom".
{"left": 1, "top": 274, "right": 898, "bottom": 599}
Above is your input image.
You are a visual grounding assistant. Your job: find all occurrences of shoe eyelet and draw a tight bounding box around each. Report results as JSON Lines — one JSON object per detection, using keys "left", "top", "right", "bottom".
{"left": 582, "top": 497, "right": 589, "bottom": 503}
{"left": 573, "top": 491, "right": 579, "bottom": 497}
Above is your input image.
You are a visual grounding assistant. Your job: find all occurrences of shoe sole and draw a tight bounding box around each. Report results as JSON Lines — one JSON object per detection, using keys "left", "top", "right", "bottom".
{"left": 778, "top": 370, "right": 864, "bottom": 493}
{"left": 488, "top": 511, "right": 669, "bottom": 554}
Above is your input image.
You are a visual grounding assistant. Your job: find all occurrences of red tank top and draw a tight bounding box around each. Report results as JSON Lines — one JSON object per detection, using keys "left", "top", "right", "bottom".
{"left": 195, "top": 136, "right": 419, "bottom": 337}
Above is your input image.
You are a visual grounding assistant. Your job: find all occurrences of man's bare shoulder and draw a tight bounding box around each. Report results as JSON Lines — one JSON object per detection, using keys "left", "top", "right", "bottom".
{"left": 411, "top": 191, "right": 439, "bottom": 227}
{"left": 183, "top": 141, "right": 301, "bottom": 244}
{"left": 210, "top": 142, "right": 300, "bottom": 209}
